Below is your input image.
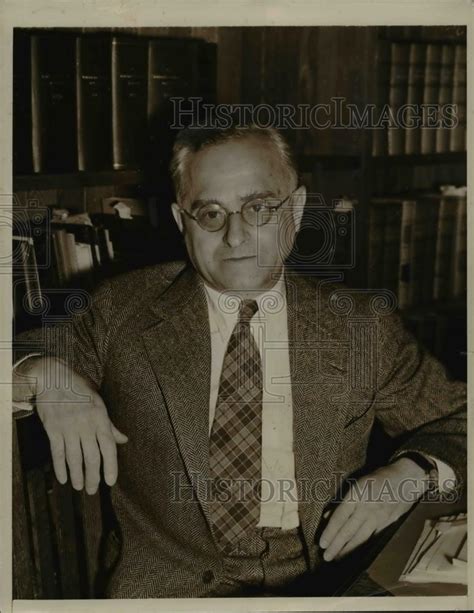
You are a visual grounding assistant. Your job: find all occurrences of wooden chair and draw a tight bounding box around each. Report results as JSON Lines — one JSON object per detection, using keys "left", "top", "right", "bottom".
{"left": 13, "top": 413, "right": 116, "bottom": 599}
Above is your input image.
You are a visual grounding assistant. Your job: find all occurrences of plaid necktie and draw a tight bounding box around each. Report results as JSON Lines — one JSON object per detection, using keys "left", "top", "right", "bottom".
{"left": 209, "top": 299, "right": 263, "bottom": 546}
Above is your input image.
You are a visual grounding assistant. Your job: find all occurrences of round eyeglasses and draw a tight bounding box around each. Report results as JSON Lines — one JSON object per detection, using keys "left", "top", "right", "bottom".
{"left": 177, "top": 189, "right": 298, "bottom": 233}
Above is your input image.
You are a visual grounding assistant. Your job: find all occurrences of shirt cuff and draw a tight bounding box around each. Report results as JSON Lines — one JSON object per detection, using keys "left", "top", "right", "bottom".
{"left": 423, "top": 454, "right": 457, "bottom": 494}
{"left": 12, "top": 353, "right": 42, "bottom": 415}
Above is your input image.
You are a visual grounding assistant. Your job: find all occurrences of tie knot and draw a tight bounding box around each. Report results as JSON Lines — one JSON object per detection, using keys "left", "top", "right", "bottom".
{"left": 239, "top": 299, "right": 259, "bottom": 323}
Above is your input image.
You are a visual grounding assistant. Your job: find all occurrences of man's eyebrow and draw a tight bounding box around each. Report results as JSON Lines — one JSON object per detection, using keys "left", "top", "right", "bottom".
{"left": 190, "top": 198, "right": 220, "bottom": 212}
{"left": 240, "top": 190, "right": 277, "bottom": 202}
{"left": 190, "top": 191, "right": 277, "bottom": 211}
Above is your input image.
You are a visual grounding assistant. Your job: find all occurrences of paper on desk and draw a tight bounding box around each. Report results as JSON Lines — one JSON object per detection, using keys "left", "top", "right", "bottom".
{"left": 400, "top": 513, "right": 467, "bottom": 585}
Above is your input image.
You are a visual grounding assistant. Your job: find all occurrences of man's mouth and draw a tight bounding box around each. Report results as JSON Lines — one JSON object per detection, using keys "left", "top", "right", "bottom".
{"left": 223, "top": 255, "right": 257, "bottom": 261}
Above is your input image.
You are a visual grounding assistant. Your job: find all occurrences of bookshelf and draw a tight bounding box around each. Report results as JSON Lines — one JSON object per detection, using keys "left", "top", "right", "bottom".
{"left": 13, "top": 170, "right": 144, "bottom": 190}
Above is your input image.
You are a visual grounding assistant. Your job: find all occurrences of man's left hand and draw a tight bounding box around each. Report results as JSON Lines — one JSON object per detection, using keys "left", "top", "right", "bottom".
{"left": 319, "top": 457, "right": 433, "bottom": 562}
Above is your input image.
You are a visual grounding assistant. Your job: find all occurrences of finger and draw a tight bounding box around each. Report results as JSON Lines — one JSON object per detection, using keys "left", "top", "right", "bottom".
{"left": 319, "top": 498, "right": 355, "bottom": 549}
{"left": 322, "top": 511, "right": 366, "bottom": 561}
{"left": 46, "top": 430, "right": 68, "bottom": 484}
{"left": 111, "top": 423, "right": 128, "bottom": 444}
{"left": 80, "top": 434, "right": 101, "bottom": 495}
{"left": 97, "top": 429, "right": 118, "bottom": 486}
{"left": 335, "top": 520, "right": 377, "bottom": 559}
{"left": 64, "top": 434, "right": 84, "bottom": 490}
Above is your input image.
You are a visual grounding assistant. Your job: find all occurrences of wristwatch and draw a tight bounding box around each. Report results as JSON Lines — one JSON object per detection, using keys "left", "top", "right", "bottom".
{"left": 395, "top": 451, "right": 439, "bottom": 486}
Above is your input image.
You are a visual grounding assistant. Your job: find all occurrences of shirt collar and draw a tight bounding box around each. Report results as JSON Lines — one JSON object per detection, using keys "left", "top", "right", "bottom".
{"left": 203, "top": 271, "right": 287, "bottom": 332}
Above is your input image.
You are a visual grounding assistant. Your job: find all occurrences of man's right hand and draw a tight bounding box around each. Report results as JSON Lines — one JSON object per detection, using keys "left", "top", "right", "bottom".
{"left": 13, "top": 356, "right": 128, "bottom": 495}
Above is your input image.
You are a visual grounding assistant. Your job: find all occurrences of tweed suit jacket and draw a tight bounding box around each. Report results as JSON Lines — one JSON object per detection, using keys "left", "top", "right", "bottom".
{"left": 14, "top": 260, "right": 467, "bottom": 598}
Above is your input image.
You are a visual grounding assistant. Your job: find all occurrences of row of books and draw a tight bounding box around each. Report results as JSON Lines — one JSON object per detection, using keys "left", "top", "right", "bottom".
{"left": 372, "top": 41, "right": 466, "bottom": 156}
{"left": 13, "top": 211, "right": 116, "bottom": 327}
{"left": 368, "top": 185, "right": 467, "bottom": 309}
{"left": 13, "top": 29, "right": 216, "bottom": 174}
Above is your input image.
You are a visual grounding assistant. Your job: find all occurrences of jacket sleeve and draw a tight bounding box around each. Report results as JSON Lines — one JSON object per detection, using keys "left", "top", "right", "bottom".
{"left": 13, "top": 279, "right": 114, "bottom": 393}
{"left": 373, "top": 309, "right": 467, "bottom": 494}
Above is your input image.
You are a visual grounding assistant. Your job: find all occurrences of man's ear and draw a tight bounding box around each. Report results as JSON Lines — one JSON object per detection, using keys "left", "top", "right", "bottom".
{"left": 291, "top": 184, "right": 306, "bottom": 233}
{"left": 171, "top": 202, "right": 184, "bottom": 234}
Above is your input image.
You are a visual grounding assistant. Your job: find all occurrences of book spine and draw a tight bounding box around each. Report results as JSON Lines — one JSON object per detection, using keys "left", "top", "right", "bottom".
{"left": 433, "top": 196, "right": 457, "bottom": 301}
{"left": 30, "top": 33, "right": 77, "bottom": 173}
{"left": 30, "top": 35, "right": 41, "bottom": 173}
{"left": 51, "top": 232, "right": 66, "bottom": 286}
{"left": 420, "top": 44, "right": 442, "bottom": 154}
{"left": 65, "top": 233, "right": 79, "bottom": 278}
{"left": 367, "top": 203, "right": 386, "bottom": 288}
{"left": 372, "top": 40, "right": 391, "bottom": 157}
{"left": 382, "top": 203, "right": 402, "bottom": 296}
{"left": 409, "top": 200, "right": 428, "bottom": 307}
{"left": 147, "top": 38, "right": 200, "bottom": 171}
{"left": 13, "top": 30, "right": 33, "bottom": 173}
{"left": 398, "top": 200, "right": 415, "bottom": 309}
{"left": 421, "top": 199, "right": 439, "bottom": 305}
{"left": 76, "top": 35, "right": 112, "bottom": 171}
{"left": 451, "top": 196, "right": 467, "bottom": 298}
{"left": 435, "top": 44, "right": 455, "bottom": 153}
{"left": 388, "top": 43, "right": 410, "bottom": 156}
{"left": 449, "top": 44, "right": 467, "bottom": 152}
{"left": 405, "top": 43, "right": 425, "bottom": 155}
{"left": 198, "top": 41, "right": 217, "bottom": 105}
{"left": 112, "top": 37, "right": 148, "bottom": 170}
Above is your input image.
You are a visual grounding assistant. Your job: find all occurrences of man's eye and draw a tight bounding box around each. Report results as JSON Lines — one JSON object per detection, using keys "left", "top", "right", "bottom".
{"left": 199, "top": 206, "right": 224, "bottom": 219}
{"left": 248, "top": 200, "right": 267, "bottom": 212}
{"left": 205, "top": 211, "right": 219, "bottom": 219}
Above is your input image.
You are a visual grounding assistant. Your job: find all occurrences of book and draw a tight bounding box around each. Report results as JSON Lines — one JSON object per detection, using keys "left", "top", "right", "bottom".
{"left": 420, "top": 44, "right": 442, "bottom": 154}
{"left": 52, "top": 229, "right": 78, "bottom": 282}
{"left": 111, "top": 36, "right": 148, "bottom": 170}
{"left": 30, "top": 31, "right": 77, "bottom": 173}
{"left": 147, "top": 38, "right": 201, "bottom": 173}
{"left": 52, "top": 222, "right": 102, "bottom": 270}
{"left": 369, "top": 197, "right": 404, "bottom": 296}
{"left": 449, "top": 44, "right": 466, "bottom": 152}
{"left": 435, "top": 44, "right": 455, "bottom": 153}
{"left": 388, "top": 43, "right": 410, "bottom": 156}
{"left": 400, "top": 513, "right": 467, "bottom": 585}
{"left": 367, "top": 201, "right": 386, "bottom": 288}
{"left": 451, "top": 192, "right": 467, "bottom": 298}
{"left": 12, "top": 235, "right": 42, "bottom": 324}
{"left": 74, "top": 242, "right": 94, "bottom": 274}
{"left": 197, "top": 41, "right": 217, "bottom": 105}
{"left": 420, "top": 198, "right": 439, "bottom": 305}
{"left": 405, "top": 43, "right": 426, "bottom": 154}
{"left": 76, "top": 34, "right": 113, "bottom": 171}
{"left": 371, "top": 40, "right": 391, "bottom": 157}
{"left": 13, "top": 29, "right": 33, "bottom": 173}
{"left": 147, "top": 38, "right": 199, "bottom": 127}
{"left": 431, "top": 193, "right": 458, "bottom": 301}
{"left": 398, "top": 199, "right": 416, "bottom": 309}
{"left": 409, "top": 199, "right": 438, "bottom": 307}
{"left": 382, "top": 201, "right": 402, "bottom": 297}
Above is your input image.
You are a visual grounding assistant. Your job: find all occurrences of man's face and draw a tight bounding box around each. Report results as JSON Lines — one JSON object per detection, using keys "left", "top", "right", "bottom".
{"left": 172, "top": 136, "right": 305, "bottom": 294}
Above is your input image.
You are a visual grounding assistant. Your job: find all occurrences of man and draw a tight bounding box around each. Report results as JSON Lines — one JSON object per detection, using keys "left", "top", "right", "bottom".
{"left": 13, "top": 124, "right": 467, "bottom": 598}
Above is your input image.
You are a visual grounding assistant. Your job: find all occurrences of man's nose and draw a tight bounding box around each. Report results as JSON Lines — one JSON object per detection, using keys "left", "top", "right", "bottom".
{"left": 224, "top": 212, "right": 249, "bottom": 248}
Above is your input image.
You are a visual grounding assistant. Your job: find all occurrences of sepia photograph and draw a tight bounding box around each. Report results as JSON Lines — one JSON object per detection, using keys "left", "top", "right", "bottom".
{"left": 1, "top": 1, "right": 470, "bottom": 610}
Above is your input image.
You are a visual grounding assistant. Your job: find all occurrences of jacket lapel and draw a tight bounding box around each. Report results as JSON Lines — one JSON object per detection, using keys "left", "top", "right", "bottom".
{"left": 140, "top": 265, "right": 216, "bottom": 537}
{"left": 286, "top": 273, "right": 350, "bottom": 551}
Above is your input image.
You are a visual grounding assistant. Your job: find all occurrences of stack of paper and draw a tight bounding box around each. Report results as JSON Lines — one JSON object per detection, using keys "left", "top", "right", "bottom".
{"left": 400, "top": 513, "right": 467, "bottom": 585}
